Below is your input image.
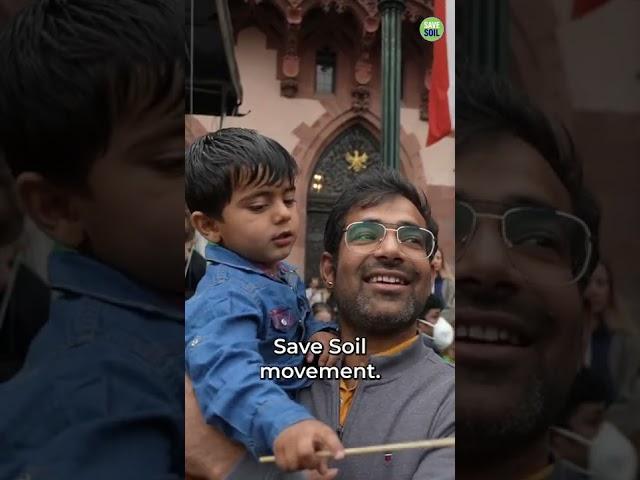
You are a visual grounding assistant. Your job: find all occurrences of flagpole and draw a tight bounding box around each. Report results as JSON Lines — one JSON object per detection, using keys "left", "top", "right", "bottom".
{"left": 378, "top": 0, "right": 405, "bottom": 171}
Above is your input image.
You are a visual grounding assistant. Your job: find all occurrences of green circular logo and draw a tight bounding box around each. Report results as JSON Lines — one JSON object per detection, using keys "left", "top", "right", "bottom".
{"left": 419, "top": 17, "right": 444, "bottom": 42}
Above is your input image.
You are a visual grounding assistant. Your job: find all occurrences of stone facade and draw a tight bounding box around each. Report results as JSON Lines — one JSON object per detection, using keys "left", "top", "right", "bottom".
{"left": 186, "top": 0, "right": 454, "bottom": 280}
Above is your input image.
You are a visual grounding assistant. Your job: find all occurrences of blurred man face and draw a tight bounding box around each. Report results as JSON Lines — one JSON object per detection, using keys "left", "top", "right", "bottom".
{"left": 455, "top": 134, "right": 588, "bottom": 460}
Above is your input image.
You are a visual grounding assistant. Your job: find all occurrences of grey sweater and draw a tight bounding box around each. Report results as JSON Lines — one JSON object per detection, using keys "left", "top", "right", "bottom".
{"left": 297, "top": 337, "right": 455, "bottom": 480}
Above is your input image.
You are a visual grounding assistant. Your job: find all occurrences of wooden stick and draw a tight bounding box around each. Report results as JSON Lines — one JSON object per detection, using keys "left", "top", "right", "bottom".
{"left": 259, "top": 437, "right": 455, "bottom": 463}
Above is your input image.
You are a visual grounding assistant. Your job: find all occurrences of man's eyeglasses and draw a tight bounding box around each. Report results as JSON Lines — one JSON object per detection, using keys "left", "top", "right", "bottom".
{"left": 456, "top": 200, "right": 593, "bottom": 285}
{"left": 343, "top": 221, "right": 436, "bottom": 260}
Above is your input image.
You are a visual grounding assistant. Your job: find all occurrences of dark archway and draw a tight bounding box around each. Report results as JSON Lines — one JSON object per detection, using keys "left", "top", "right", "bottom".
{"left": 304, "top": 124, "right": 382, "bottom": 283}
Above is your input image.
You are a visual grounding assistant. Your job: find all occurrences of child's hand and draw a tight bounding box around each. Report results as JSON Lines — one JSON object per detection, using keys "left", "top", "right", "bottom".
{"left": 307, "top": 331, "right": 341, "bottom": 367}
{"left": 273, "top": 419, "right": 345, "bottom": 472}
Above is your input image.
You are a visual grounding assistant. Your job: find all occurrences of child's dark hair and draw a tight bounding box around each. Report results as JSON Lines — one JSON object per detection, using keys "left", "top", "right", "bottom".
{"left": 324, "top": 168, "right": 438, "bottom": 258}
{"left": 0, "top": 0, "right": 183, "bottom": 185}
{"left": 185, "top": 128, "right": 298, "bottom": 219}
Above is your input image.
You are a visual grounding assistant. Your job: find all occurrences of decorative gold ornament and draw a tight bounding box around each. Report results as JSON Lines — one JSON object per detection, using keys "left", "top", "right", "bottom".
{"left": 345, "top": 150, "right": 369, "bottom": 172}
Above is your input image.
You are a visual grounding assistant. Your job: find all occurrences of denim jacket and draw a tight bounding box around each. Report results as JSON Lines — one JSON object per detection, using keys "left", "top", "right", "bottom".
{"left": 185, "top": 244, "right": 337, "bottom": 457}
{"left": 0, "top": 250, "right": 184, "bottom": 480}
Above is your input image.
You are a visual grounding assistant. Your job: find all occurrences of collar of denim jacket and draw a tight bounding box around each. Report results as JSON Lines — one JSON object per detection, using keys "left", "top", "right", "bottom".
{"left": 48, "top": 249, "right": 184, "bottom": 321}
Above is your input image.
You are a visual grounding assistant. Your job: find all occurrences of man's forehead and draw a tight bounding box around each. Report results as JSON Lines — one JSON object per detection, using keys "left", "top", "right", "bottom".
{"left": 457, "top": 134, "right": 573, "bottom": 213}
{"left": 344, "top": 195, "right": 427, "bottom": 227}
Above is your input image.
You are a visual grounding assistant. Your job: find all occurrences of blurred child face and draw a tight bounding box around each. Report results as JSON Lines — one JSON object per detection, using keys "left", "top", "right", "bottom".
{"left": 214, "top": 180, "right": 299, "bottom": 269}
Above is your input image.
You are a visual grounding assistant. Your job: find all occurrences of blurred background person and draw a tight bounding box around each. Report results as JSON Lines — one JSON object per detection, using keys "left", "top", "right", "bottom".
{"left": 311, "top": 302, "right": 333, "bottom": 324}
{"left": 584, "top": 261, "right": 640, "bottom": 456}
{"left": 417, "top": 294, "right": 445, "bottom": 334}
{"left": 431, "top": 248, "right": 455, "bottom": 315}
{"left": 305, "top": 276, "right": 329, "bottom": 306}
{"left": 550, "top": 367, "right": 637, "bottom": 480}
{"left": 418, "top": 295, "right": 454, "bottom": 364}
{"left": 585, "top": 261, "right": 640, "bottom": 404}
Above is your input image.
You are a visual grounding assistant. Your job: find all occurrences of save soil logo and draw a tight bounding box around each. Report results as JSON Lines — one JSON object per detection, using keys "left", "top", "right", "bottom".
{"left": 419, "top": 17, "right": 444, "bottom": 42}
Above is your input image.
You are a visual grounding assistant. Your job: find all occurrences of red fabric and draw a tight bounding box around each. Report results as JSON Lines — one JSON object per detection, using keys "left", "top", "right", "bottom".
{"left": 572, "top": 0, "right": 610, "bottom": 18}
{"left": 426, "top": 0, "right": 451, "bottom": 146}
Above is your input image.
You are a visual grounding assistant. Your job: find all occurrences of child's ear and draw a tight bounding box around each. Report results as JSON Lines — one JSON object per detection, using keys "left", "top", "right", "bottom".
{"left": 15, "top": 172, "right": 85, "bottom": 248}
{"left": 191, "top": 211, "right": 222, "bottom": 243}
{"left": 320, "top": 252, "right": 336, "bottom": 288}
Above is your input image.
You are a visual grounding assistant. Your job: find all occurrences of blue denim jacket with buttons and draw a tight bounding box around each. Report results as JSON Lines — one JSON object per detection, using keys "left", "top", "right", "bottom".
{"left": 0, "top": 250, "right": 184, "bottom": 480}
{"left": 185, "top": 244, "right": 337, "bottom": 457}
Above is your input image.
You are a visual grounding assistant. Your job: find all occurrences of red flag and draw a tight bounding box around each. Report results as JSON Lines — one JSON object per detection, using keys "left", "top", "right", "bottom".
{"left": 427, "top": 0, "right": 453, "bottom": 146}
{"left": 572, "top": 0, "right": 611, "bottom": 18}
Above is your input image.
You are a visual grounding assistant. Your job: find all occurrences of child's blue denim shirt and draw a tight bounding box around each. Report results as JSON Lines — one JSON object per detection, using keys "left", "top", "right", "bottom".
{"left": 185, "top": 244, "right": 338, "bottom": 457}
{"left": 0, "top": 250, "right": 184, "bottom": 479}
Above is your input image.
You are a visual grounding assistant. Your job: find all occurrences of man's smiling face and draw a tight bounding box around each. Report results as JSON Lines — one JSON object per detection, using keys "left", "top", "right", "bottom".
{"left": 322, "top": 195, "right": 433, "bottom": 335}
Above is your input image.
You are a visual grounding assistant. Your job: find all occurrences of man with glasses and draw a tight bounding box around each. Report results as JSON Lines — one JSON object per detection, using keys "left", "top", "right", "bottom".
{"left": 455, "top": 71, "right": 600, "bottom": 480}
{"left": 297, "top": 168, "right": 454, "bottom": 480}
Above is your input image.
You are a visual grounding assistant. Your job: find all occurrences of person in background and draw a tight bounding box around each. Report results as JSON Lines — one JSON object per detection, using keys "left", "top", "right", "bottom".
{"left": 417, "top": 294, "right": 445, "bottom": 333}
{"left": 417, "top": 295, "right": 454, "bottom": 363}
{"left": 185, "top": 207, "right": 206, "bottom": 300}
{"left": 585, "top": 261, "right": 639, "bottom": 404}
{"left": 431, "top": 248, "right": 455, "bottom": 311}
{"left": 584, "top": 261, "right": 640, "bottom": 459}
{"left": 550, "top": 367, "right": 637, "bottom": 480}
{"left": 306, "top": 277, "right": 329, "bottom": 305}
{"left": 312, "top": 302, "right": 334, "bottom": 323}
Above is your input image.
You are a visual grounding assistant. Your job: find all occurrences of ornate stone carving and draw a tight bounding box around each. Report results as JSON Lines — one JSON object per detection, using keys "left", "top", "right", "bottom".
{"left": 309, "top": 125, "right": 382, "bottom": 197}
{"left": 280, "top": 14, "right": 301, "bottom": 97}
{"left": 351, "top": 85, "right": 370, "bottom": 112}
{"left": 281, "top": 78, "right": 298, "bottom": 97}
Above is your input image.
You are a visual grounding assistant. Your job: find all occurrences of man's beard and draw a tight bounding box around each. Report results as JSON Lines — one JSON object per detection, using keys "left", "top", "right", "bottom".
{"left": 456, "top": 362, "right": 569, "bottom": 462}
{"left": 335, "top": 285, "right": 423, "bottom": 335}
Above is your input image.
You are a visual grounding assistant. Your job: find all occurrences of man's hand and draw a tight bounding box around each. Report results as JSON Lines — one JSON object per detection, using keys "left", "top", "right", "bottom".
{"left": 273, "top": 419, "right": 345, "bottom": 472}
{"left": 307, "top": 331, "right": 341, "bottom": 367}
